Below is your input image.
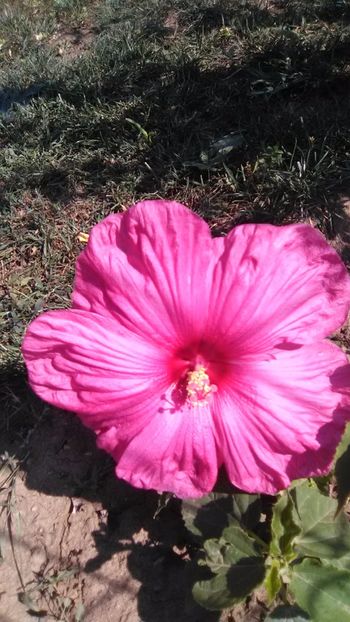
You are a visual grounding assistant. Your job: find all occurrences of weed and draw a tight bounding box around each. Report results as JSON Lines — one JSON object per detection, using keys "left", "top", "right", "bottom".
{"left": 18, "top": 566, "right": 84, "bottom": 621}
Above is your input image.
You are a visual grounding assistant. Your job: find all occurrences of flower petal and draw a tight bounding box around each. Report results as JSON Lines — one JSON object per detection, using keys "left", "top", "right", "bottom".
{"left": 98, "top": 405, "right": 218, "bottom": 498}
{"left": 214, "top": 340, "right": 350, "bottom": 494}
{"left": 73, "top": 200, "right": 216, "bottom": 346}
{"left": 210, "top": 224, "right": 350, "bottom": 352}
{"left": 22, "top": 309, "right": 169, "bottom": 434}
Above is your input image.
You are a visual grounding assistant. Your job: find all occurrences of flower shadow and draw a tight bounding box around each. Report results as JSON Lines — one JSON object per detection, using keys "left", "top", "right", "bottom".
{"left": 84, "top": 505, "right": 219, "bottom": 622}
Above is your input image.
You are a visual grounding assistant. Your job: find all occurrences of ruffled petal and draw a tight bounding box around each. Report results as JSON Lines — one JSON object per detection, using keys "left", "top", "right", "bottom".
{"left": 98, "top": 404, "right": 218, "bottom": 498}
{"left": 22, "top": 309, "right": 169, "bottom": 434}
{"left": 210, "top": 224, "right": 350, "bottom": 352}
{"left": 214, "top": 341, "right": 350, "bottom": 494}
{"left": 73, "top": 200, "right": 216, "bottom": 346}
{"left": 22, "top": 205, "right": 350, "bottom": 500}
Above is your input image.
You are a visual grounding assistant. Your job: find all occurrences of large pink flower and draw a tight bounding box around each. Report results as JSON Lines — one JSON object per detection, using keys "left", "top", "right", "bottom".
{"left": 22, "top": 200, "right": 350, "bottom": 498}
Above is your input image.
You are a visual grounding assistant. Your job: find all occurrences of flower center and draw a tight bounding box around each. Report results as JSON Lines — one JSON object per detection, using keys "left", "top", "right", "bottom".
{"left": 185, "top": 365, "right": 217, "bottom": 407}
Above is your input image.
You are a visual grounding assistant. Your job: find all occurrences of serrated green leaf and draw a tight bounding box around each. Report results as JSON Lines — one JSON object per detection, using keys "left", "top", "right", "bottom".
{"left": 265, "top": 604, "right": 310, "bottom": 621}
{"left": 182, "top": 492, "right": 261, "bottom": 540}
{"left": 264, "top": 559, "right": 283, "bottom": 603}
{"left": 270, "top": 492, "right": 300, "bottom": 559}
{"left": 193, "top": 556, "right": 265, "bottom": 611}
{"left": 291, "top": 481, "right": 350, "bottom": 567}
{"left": 290, "top": 559, "right": 350, "bottom": 622}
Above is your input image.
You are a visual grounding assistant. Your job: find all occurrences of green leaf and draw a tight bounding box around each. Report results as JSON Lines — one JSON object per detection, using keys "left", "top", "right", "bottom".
{"left": 222, "top": 523, "right": 263, "bottom": 558}
{"left": 202, "top": 538, "right": 232, "bottom": 574}
{"left": 335, "top": 443, "right": 350, "bottom": 514}
{"left": 202, "top": 537, "right": 242, "bottom": 575}
{"left": 264, "top": 559, "right": 283, "bottom": 603}
{"left": 193, "top": 523, "right": 266, "bottom": 611}
{"left": 334, "top": 423, "right": 350, "bottom": 513}
{"left": 230, "top": 493, "right": 262, "bottom": 528}
{"left": 270, "top": 492, "right": 300, "bottom": 559}
{"left": 193, "top": 573, "right": 234, "bottom": 610}
{"left": 125, "top": 117, "right": 151, "bottom": 142}
{"left": 193, "top": 556, "right": 265, "bottom": 611}
{"left": 290, "top": 559, "right": 350, "bottom": 622}
{"left": 182, "top": 492, "right": 261, "bottom": 540}
{"left": 335, "top": 422, "right": 350, "bottom": 461}
{"left": 265, "top": 604, "right": 310, "bottom": 621}
{"left": 182, "top": 493, "right": 229, "bottom": 539}
{"left": 202, "top": 524, "right": 263, "bottom": 574}
{"left": 291, "top": 481, "right": 350, "bottom": 568}
{"left": 313, "top": 475, "right": 332, "bottom": 496}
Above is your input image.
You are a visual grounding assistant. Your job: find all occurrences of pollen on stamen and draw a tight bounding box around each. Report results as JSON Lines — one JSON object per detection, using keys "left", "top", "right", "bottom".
{"left": 186, "top": 365, "right": 217, "bottom": 407}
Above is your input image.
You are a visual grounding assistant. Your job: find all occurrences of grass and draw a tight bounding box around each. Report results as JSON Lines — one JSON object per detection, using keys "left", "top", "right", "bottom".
{"left": 2, "top": 0, "right": 350, "bottom": 426}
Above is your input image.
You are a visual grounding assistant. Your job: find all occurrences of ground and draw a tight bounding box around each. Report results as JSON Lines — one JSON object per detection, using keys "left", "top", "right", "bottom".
{"left": 1, "top": 0, "right": 350, "bottom": 620}
{"left": 0, "top": 409, "right": 219, "bottom": 622}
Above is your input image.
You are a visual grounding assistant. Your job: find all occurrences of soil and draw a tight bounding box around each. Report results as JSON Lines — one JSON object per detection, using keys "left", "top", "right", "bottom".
{"left": 49, "top": 24, "right": 97, "bottom": 59}
{"left": 0, "top": 403, "right": 242, "bottom": 622}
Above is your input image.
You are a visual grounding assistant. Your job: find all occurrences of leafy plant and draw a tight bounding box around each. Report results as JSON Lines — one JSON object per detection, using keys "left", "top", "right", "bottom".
{"left": 189, "top": 477, "right": 350, "bottom": 620}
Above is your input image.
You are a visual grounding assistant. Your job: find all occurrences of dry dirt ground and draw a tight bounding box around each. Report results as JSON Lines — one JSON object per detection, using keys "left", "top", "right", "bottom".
{"left": 1, "top": 403, "right": 264, "bottom": 622}
{"left": 0, "top": 409, "right": 211, "bottom": 622}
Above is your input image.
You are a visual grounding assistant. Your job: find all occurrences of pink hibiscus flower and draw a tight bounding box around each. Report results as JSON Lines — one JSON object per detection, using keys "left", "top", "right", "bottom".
{"left": 22, "top": 200, "right": 350, "bottom": 498}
